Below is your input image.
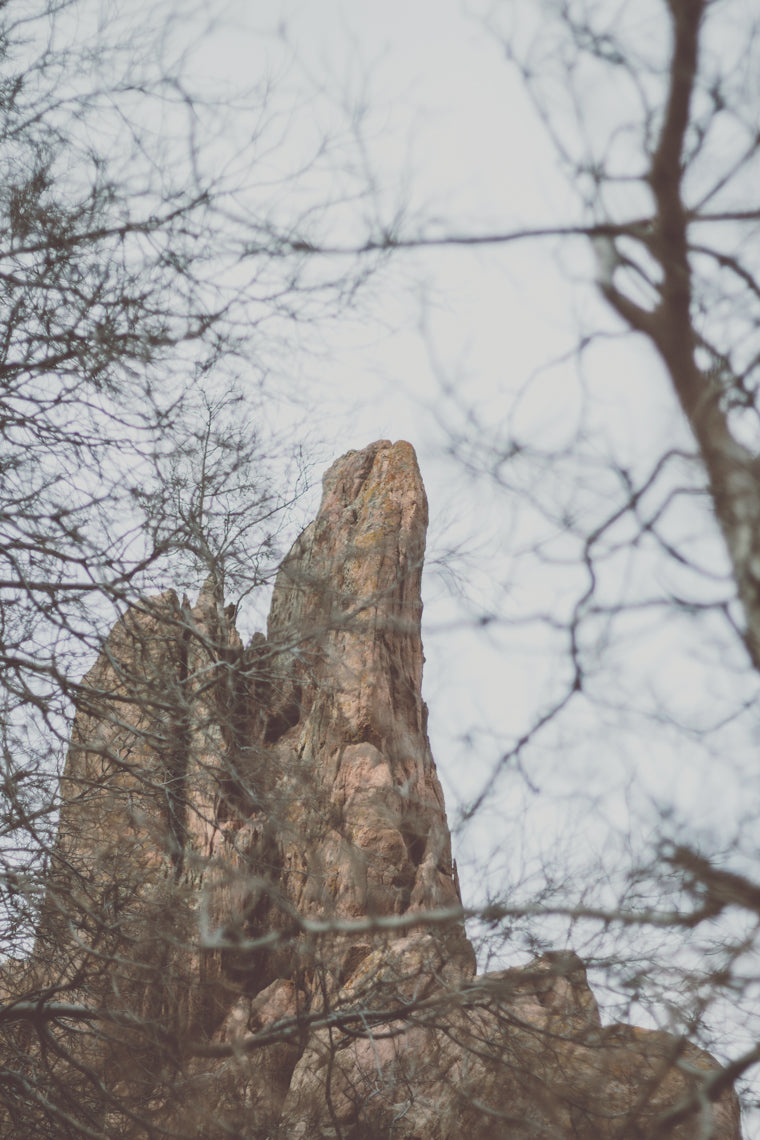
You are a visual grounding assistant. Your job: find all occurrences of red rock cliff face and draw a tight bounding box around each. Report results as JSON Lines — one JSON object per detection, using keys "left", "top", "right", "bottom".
{"left": 2, "top": 441, "right": 742, "bottom": 1139}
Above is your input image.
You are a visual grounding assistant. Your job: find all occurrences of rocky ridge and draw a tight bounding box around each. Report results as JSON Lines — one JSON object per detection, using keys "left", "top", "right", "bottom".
{"left": 0, "top": 440, "right": 742, "bottom": 1138}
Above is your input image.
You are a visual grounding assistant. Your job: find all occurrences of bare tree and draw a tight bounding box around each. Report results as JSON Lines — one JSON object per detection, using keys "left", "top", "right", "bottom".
{"left": 0, "top": 0, "right": 388, "bottom": 1132}
{"left": 404, "top": 0, "right": 760, "bottom": 1128}
{"left": 5, "top": 0, "right": 760, "bottom": 1136}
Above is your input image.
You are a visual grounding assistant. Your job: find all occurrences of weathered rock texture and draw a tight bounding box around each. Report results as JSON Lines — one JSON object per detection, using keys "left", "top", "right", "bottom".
{"left": 0, "top": 441, "right": 743, "bottom": 1139}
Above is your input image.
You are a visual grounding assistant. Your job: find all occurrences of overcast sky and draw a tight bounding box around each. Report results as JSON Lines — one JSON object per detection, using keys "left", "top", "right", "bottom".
{"left": 172, "top": 0, "right": 759, "bottom": 880}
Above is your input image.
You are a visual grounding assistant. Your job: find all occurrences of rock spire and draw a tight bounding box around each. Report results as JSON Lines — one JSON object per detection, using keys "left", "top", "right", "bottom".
{"left": 0, "top": 441, "right": 742, "bottom": 1138}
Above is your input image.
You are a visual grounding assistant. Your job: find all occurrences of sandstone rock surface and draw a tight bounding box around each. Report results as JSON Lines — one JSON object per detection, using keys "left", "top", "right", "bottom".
{"left": 0, "top": 441, "right": 742, "bottom": 1138}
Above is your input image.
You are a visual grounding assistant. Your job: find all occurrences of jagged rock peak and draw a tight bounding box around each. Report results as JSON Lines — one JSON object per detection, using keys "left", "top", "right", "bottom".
{"left": 0, "top": 441, "right": 743, "bottom": 1140}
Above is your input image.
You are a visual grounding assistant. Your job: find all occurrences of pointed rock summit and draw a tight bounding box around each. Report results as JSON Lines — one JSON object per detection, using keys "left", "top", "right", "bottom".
{"left": 264, "top": 440, "right": 465, "bottom": 925}
{"left": 1, "top": 441, "right": 742, "bottom": 1138}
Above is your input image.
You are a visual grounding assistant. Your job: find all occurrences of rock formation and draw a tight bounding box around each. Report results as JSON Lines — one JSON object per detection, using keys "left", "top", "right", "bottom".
{"left": 0, "top": 440, "right": 743, "bottom": 1138}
